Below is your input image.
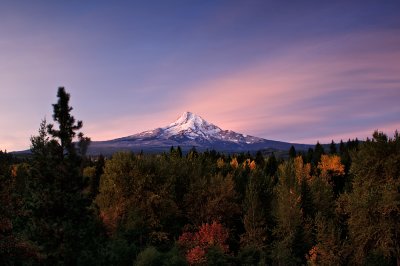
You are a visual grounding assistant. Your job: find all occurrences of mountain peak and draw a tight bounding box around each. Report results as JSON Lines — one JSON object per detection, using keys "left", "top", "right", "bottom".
{"left": 163, "top": 111, "right": 222, "bottom": 138}
{"left": 172, "top": 111, "right": 204, "bottom": 126}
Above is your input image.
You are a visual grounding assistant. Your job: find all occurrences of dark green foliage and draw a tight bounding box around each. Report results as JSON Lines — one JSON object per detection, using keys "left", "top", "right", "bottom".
{"left": 15, "top": 88, "right": 105, "bottom": 265}
{"left": 0, "top": 158, "right": 37, "bottom": 264}
{"left": 343, "top": 131, "right": 400, "bottom": 264}
{"left": 205, "top": 246, "right": 229, "bottom": 266}
{"left": 300, "top": 176, "right": 315, "bottom": 220}
{"left": 134, "top": 246, "right": 187, "bottom": 266}
{"left": 289, "top": 145, "right": 296, "bottom": 159}
{"left": 313, "top": 141, "right": 325, "bottom": 165}
{"left": 47, "top": 87, "right": 85, "bottom": 158}
{"left": 264, "top": 153, "right": 278, "bottom": 176}
{"left": 255, "top": 150, "right": 265, "bottom": 168}
{"left": 238, "top": 246, "right": 268, "bottom": 266}
{"left": 305, "top": 147, "right": 314, "bottom": 164}
{"left": 329, "top": 140, "right": 337, "bottom": 154}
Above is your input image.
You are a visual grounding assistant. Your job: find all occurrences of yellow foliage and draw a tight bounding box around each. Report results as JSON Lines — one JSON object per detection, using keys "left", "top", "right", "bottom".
{"left": 294, "top": 156, "right": 311, "bottom": 184}
{"left": 217, "top": 158, "right": 225, "bottom": 169}
{"left": 242, "top": 159, "right": 250, "bottom": 169}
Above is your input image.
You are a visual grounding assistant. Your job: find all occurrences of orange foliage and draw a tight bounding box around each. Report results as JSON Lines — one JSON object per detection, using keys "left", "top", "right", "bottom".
{"left": 318, "top": 155, "right": 345, "bottom": 181}
{"left": 249, "top": 160, "right": 256, "bottom": 170}
{"left": 10, "top": 165, "right": 18, "bottom": 178}
{"left": 186, "top": 246, "right": 206, "bottom": 265}
{"left": 307, "top": 245, "right": 318, "bottom": 265}
{"left": 230, "top": 158, "right": 238, "bottom": 169}
{"left": 178, "top": 221, "right": 229, "bottom": 265}
{"left": 241, "top": 159, "right": 257, "bottom": 170}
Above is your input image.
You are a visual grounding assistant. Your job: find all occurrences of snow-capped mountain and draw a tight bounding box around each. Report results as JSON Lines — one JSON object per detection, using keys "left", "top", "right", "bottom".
{"left": 88, "top": 112, "right": 311, "bottom": 154}
{"left": 123, "top": 111, "right": 263, "bottom": 144}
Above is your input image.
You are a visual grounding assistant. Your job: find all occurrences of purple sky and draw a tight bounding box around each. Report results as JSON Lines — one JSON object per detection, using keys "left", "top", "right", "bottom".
{"left": 1, "top": 0, "right": 400, "bottom": 151}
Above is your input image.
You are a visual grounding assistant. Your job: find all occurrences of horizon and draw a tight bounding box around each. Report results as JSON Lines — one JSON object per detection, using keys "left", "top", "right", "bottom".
{"left": 1, "top": 1, "right": 400, "bottom": 151}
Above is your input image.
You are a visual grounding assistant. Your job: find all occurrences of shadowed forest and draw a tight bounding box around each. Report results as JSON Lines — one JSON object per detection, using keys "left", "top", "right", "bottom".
{"left": 1, "top": 88, "right": 399, "bottom": 265}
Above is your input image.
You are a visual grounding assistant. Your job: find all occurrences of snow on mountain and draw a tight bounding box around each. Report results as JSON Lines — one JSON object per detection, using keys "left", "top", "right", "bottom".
{"left": 125, "top": 111, "right": 264, "bottom": 144}
{"left": 162, "top": 111, "right": 222, "bottom": 139}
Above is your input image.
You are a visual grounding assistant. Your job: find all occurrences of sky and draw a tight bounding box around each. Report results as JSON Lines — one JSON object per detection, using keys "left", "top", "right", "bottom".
{"left": 1, "top": 0, "right": 399, "bottom": 151}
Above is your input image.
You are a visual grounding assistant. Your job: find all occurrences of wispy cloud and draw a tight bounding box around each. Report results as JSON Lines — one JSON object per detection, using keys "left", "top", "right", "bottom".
{"left": 173, "top": 30, "right": 400, "bottom": 143}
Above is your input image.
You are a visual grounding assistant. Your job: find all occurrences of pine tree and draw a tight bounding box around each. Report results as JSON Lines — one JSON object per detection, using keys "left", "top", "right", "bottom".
{"left": 313, "top": 142, "right": 324, "bottom": 165}
{"left": 289, "top": 145, "right": 296, "bottom": 159}
{"left": 23, "top": 87, "right": 103, "bottom": 264}
{"left": 329, "top": 140, "right": 337, "bottom": 154}
{"left": 47, "top": 87, "right": 88, "bottom": 158}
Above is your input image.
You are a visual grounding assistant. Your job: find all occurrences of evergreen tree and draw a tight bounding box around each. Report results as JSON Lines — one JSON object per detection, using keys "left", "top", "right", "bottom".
{"left": 289, "top": 145, "right": 296, "bottom": 159}
{"left": 255, "top": 150, "right": 265, "bottom": 168}
{"left": 329, "top": 140, "right": 337, "bottom": 154}
{"left": 22, "top": 87, "right": 104, "bottom": 264}
{"left": 305, "top": 148, "right": 314, "bottom": 164}
{"left": 313, "top": 142, "right": 324, "bottom": 165}
{"left": 47, "top": 87, "right": 88, "bottom": 159}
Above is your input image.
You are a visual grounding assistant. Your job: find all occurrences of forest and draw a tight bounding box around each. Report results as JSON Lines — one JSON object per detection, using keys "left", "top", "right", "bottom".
{"left": 1, "top": 88, "right": 399, "bottom": 266}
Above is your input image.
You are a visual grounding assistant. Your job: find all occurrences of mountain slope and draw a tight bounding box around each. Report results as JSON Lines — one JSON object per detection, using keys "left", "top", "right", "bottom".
{"left": 88, "top": 112, "right": 311, "bottom": 154}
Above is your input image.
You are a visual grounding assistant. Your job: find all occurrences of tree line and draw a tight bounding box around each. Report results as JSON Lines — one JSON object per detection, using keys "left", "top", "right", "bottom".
{"left": 0, "top": 88, "right": 399, "bottom": 265}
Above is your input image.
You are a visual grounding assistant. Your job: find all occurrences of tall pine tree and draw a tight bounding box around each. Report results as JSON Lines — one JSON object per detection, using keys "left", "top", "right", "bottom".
{"left": 23, "top": 87, "right": 104, "bottom": 265}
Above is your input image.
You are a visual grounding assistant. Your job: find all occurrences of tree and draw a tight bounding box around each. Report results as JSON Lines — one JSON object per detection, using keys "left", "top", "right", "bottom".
{"left": 22, "top": 87, "right": 104, "bottom": 264}
{"left": 313, "top": 142, "right": 325, "bottom": 165}
{"left": 289, "top": 145, "right": 296, "bottom": 159}
{"left": 317, "top": 154, "right": 345, "bottom": 196}
{"left": 178, "top": 221, "right": 229, "bottom": 265}
{"left": 241, "top": 173, "right": 268, "bottom": 250}
{"left": 184, "top": 173, "right": 240, "bottom": 227}
{"left": 0, "top": 158, "right": 38, "bottom": 264}
{"left": 329, "top": 140, "right": 337, "bottom": 154}
{"left": 47, "top": 87, "right": 89, "bottom": 159}
{"left": 272, "top": 161, "right": 309, "bottom": 265}
{"left": 343, "top": 131, "right": 400, "bottom": 265}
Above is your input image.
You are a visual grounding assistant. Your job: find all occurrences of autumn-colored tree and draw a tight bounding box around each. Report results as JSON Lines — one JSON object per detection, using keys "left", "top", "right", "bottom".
{"left": 272, "top": 161, "right": 310, "bottom": 265}
{"left": 317, "top": 155, "right": 345, "bottom": 182}
{"left": 178, "top": 221, "right": 229, "bottom": 265}
{"left": 230, "top": 157, "right": 239, "bottom": 169}
{"left": 318, "top": 154, "right": 346, "bottom": 196}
